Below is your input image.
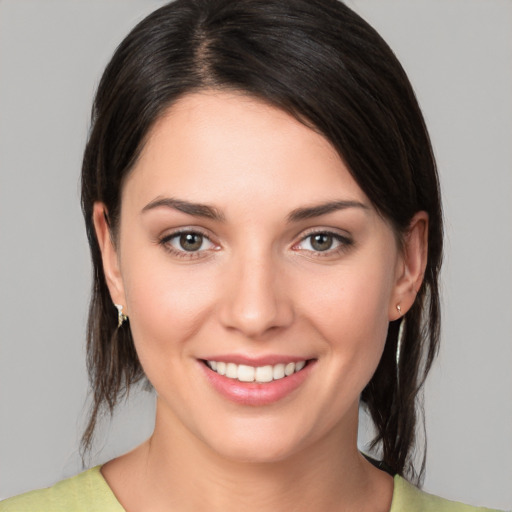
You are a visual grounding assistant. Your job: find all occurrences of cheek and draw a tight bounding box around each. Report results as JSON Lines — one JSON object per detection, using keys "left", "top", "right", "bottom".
{"left": 120, "top": 249, "right": 217, "bottom": 361}
{"left": 297, "top": 256, "right": 396, "bottom": 378}
{"left": 305, "top": 260, "right": 393, "bottom": 334}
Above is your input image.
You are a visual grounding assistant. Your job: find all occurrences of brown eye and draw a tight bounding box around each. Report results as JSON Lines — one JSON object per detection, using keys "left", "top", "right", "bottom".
{"left": 179, "top": 233, "right": 204, "bottom": 251}
{"left": 294, "top": 231, "right": 353, "bottom": 256}
{"left": 161, "top": 230, "right": 216, "bottom": 256}
{"left": 310, "top": 233, "right": 333, "bottom": 251}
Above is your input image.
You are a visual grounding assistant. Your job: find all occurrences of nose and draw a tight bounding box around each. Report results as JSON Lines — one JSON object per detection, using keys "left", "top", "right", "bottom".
{"left": 218, "top": 251, "right": 294, "bottom": 338}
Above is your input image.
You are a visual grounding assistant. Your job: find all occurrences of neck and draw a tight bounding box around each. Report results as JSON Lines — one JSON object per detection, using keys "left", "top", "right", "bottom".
{"left": 111, "top": 401, "right": 393, "bottom": 512}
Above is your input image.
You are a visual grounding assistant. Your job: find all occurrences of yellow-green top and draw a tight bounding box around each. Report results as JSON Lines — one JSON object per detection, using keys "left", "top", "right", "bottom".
{"left": 0, "top": 466, "right": 501, "bottom": 512}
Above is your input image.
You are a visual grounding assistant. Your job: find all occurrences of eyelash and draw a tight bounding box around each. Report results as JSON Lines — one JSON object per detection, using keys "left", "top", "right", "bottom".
{"left": 159, "top": 229, "right": 217, "bottom": 260}
{"left": 293, "top": 230, "right": 354, "bottom": 258}
{"left": 158, "top": 229, "right": 353, "bottom": 260}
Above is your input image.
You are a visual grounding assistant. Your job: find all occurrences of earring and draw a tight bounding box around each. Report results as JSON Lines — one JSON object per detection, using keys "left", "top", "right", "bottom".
{"left": 115, "top": 304, "right": 128, "bottom": 328}
{"left": 396, "top": 314, "right": 406, "bottom": 382}
{"left": 396, "top": 304, "right": 402, "bottom": 314}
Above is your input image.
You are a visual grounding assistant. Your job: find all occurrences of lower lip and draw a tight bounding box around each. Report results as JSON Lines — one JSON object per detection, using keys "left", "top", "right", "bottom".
{"left": 200, "top": 361, "right": 315, "bottom": 406}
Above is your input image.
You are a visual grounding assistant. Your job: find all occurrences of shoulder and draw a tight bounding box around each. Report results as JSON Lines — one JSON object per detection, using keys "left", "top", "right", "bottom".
{"left": 391, "top": 475, "right": 504, "bottom": 512}
{"left": 0, "top": 466, "right": 124, "bottom": 512}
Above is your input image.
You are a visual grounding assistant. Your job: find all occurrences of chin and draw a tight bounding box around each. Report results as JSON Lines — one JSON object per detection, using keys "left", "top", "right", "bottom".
{"left": 210, "top": 437, "right": 302, "bottom": 465}
{"left": 195, "top": 415, "right": 320, "bottom": 465}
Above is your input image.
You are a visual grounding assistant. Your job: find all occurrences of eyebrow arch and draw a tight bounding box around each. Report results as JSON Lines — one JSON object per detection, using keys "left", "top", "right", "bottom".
{"left": 287, "top": 200, "right": 369, "bottom": 223}
{"left": 141, "top": 197, "right": 225, "bottom": 222}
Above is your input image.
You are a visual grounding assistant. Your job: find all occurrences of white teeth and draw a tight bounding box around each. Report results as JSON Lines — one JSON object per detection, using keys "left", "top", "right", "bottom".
{"left": 217, "top": 361, "right": 226, "bottom": 376}
{"left": 237, "top": 364, "right": 255, "bottom": 382}
{"left": 284, "top": 362, "right": 295, "bottom": 376}
{"left": 206, "top": 360, "right": 307, "bottom": 383}
{"left": 255, "top": 365, "right": 273, "bottom": 383}
{"left": 226, "top": 362, "right": 238, "bottom": 379}
{"left": 272, "top": 363, "right": 285, "bottom": 380}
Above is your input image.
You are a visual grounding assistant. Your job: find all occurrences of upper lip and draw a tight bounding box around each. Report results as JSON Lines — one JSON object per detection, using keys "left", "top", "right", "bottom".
{"left": 199, "top": 354, "right": 314, "bottom": 366}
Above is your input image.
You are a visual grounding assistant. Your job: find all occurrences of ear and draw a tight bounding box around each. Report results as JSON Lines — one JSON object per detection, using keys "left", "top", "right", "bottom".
{"left": 92, "top": 202, "right": 126, "bottom": 310}
{"left": 389, "top": 211, "right": 429, "bottom": 320}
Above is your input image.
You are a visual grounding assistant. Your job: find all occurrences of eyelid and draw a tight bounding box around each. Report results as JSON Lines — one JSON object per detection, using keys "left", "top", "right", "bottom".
{"left": 156, "top": 226, "right": 353, "bottom": 260}
{"left": 292, "top": 228, "right": 353, "bottom": 255}
{"left": 158, "top": 227, "right": 219, "bottom": 259}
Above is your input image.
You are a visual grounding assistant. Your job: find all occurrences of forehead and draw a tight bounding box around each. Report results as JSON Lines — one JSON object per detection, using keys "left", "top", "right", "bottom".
{"left": 123, "top": 91, "right": 368, "bottom": 212}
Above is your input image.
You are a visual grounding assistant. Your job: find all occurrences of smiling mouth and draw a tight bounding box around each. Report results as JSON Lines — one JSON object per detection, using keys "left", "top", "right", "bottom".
{"left": 204, "top": 360, "right": 310, "bottom": 383}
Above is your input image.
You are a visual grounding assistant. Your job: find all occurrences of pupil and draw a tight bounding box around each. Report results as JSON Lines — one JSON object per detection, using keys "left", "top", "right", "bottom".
{"left": 180, "top": 233, "right": 202, "bottom": 251}
{"left": 311, "top": 233, "right": 332, "bottom": 251}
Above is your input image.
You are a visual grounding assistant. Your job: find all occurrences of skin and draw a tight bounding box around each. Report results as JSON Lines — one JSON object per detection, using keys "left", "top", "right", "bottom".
{"left": 93, "top": 91, "right": 428, "bottom": 512}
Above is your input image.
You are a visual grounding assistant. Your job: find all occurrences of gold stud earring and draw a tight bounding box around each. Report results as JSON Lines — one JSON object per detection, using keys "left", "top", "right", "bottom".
{"left": 114, "top": 304, "right": 128, "bottom": 328}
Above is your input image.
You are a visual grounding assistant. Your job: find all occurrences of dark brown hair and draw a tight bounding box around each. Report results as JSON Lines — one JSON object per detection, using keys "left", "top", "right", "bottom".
{"left": 81, "top": 0, "right": 442, "bottom": 482}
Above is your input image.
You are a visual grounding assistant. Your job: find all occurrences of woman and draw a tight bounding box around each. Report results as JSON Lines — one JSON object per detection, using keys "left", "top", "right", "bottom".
{"left": 0, "top": 0, "right": 502, "bottom": 510}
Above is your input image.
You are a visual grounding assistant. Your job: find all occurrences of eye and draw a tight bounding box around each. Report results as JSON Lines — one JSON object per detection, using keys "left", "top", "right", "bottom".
{"left": 306, "top": 233, "right": 335, "bottom": 251}
{"left": 295, "top": 231, "right": 353, "bottom": 255}
{"left": 175, "top": 232, "right": 207, "bottom": 252}
{"left": 160, "top": 230, "right": 217, "bottom": 258}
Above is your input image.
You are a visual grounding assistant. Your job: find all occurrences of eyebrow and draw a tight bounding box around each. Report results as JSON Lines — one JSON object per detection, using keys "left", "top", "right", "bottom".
{"left": 286, "top": 200, "right": 369, "bottom": 223}
{"left": 141, "top": 197, "right": 226, "bottom": 221}
{"left": 141, "top": 197, "right": 368, "bottom": 223}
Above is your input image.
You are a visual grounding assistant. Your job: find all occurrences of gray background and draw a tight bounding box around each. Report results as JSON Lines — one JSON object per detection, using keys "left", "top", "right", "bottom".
{"left": 0, "top": 0, "right": 510, "bottom": 508}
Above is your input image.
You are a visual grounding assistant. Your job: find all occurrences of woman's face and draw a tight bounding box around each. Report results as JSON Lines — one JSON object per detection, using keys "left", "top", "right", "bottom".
{"left": 95, "top": 91, "right": 423, "bottom": 463}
